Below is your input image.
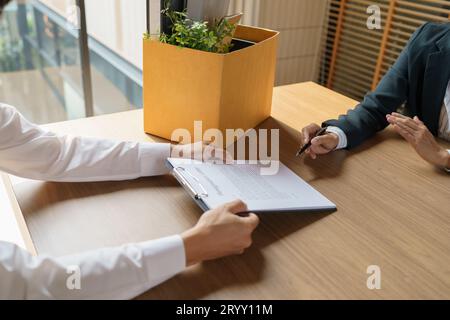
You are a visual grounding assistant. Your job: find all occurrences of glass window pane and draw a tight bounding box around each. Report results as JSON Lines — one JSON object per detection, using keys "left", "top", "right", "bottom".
{"left": 0, "top": 0, "right": 85, "bottom": 124}
{"left": 85, "top": 0, "right": 144, "bottom": 115}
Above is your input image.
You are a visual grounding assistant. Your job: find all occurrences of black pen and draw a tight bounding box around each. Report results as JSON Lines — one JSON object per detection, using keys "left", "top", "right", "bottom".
{"left": 296, "top": 127, "right": 328, "bottom": 157}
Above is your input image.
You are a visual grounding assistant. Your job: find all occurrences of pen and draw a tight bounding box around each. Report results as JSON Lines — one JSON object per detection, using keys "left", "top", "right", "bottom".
{"left": 296, "top": 127, "right": 328, "bottom": 157}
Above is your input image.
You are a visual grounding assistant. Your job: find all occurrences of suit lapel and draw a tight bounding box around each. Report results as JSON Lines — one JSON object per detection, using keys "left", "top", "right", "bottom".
{"left": 421, "top": 33, "right": 450, "bottom": 136}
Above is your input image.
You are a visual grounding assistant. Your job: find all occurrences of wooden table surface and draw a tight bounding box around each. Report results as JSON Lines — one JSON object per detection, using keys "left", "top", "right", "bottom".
{"left": 9, "top": 82, "right": 450, "bottom": 299}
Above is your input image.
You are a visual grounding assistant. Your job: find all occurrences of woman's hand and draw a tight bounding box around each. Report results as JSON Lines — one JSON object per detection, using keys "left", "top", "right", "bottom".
{"left": 181, "top": 200, "right": 259, "bottom": 266}
{"left": 170, "top": 141, "right": 233, "bottom": 163}
{"left": 301, "top": 123, "right": 339, "bottom": 159}
{"left": 387, "top": 113, "right": 450, "bottom": 168}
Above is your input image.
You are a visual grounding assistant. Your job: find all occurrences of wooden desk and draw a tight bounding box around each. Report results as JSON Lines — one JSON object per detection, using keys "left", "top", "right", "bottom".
{"left": 8, "top": 82, "right": 450, "bottom": 299}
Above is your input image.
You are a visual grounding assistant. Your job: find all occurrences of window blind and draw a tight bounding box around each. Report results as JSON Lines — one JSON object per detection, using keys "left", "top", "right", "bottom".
{"left": 319, "top": 0, "right": 450, "bottom": 100}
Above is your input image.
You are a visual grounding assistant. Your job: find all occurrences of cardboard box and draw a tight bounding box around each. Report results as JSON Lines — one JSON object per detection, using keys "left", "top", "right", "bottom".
{"left": 143, "top": 25, "right": 279, "bottom": 142}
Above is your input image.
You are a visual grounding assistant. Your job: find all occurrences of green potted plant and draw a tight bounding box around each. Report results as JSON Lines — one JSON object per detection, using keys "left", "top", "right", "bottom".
{"left": 145, "top": 0, "right": 237, "bottom": 53}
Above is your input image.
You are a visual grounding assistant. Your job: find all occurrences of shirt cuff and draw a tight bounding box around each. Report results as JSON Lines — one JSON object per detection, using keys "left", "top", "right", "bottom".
{"left": 138, "top": 235, "right": 186, "bottom": 284}
{"left": 139, "top": 143, "right": 171, "bottom": 176}
{"left": 326, "top": 126, "right": 348, "bottom": 150}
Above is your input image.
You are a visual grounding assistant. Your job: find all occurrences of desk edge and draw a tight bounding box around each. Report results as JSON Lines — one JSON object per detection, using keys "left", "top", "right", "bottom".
{"left": 1, "top": 173, "right": 37, "bottom": 255}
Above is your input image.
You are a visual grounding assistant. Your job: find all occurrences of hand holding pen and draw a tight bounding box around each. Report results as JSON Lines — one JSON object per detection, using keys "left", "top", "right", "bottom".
{"left": 297, "top": 124, "right": 340, "bottom": 159}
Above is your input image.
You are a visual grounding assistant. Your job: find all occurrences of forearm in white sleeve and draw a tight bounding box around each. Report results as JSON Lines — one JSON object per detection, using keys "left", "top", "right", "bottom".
{"left": 0, "top": 104, "right": 170, "bottom": 182}
{"left": 0, "top": 236, "right": 185, "bottom": 300}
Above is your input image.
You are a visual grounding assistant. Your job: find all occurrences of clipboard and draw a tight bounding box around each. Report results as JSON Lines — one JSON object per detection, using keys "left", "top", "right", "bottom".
{"left": 166, "top": 159, "right": 211, "bottom": 211}
{"left": 166, "top": 159, "right": 337, "bottom": 214}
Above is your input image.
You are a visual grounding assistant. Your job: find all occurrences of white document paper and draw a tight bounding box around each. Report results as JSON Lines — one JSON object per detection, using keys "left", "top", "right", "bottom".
{"left": 167, "top": 159, "right": 336, "bottom": 213}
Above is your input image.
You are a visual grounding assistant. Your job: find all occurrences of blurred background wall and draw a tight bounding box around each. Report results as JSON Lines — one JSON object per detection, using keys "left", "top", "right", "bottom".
{"left": 229, "top": 0, "right": 328, "bottom": 85}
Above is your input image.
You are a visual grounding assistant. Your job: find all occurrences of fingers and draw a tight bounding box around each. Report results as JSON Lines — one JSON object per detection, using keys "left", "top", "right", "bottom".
{"left": 312, "top": 135, "right": 336, "bottom": 149}
{"left": 397, "top": 117, "right": 419, "bottom": 131}
{"left": 240, "top": 212, "right": 260, "bottom": 229}
{"left": 305, "top": 148, "right": 317, "bottom": 159}
{"left": 186, "top": 141, "right": 203, "bottom": 160}
{"left": 224, "top": 199, "right": 248, "bottom": 215}
{"left": 413, "top": 116, "right": 424, "bottom": 125}
{"left": 310, "top": 143, "right": 331, "bottom": 155}
{"left": 301, "top": 128, "right": 339, "bottom": 160}
{"left": 387, "top": 113, "right": 417, "bottom": 142}
{"left": 306, "top": 135, "right": 337, "bottom": 157}
{"left": 236, "top": 213, "right": 259, "bottom": 254}
{"left": 202, "top": 143, "right": 214, "bottom": 161}
{"left": 389, "top": 115, "right": 416, "bottom": 144}
{"left": 223, "top": 200, "right": 259, "bottom": 229}
{"left": 302, "top": 123, "right": 321, "bottom": 144}
{"left": 393, "top": 113, "right": 424, "bottom": 126}
{"left": 392, "top": 124, "right": 415, "bottom": 144}
{"left": 394, "top": 121, "right": 416, "bottom": 136}
{"left": 203, "top": 144, "right": 234, "bottom": 164}
{"left": 387, "top": 113, "right": 419, "bottom": 131}
{"left": 223, "top": 150, "right": 234, "bottom": 164}
{"left": 387, "top": 114, "right": 432, "bottom": 147}
{"left": 390, "top": 112, "right": 409, "bottom": 119}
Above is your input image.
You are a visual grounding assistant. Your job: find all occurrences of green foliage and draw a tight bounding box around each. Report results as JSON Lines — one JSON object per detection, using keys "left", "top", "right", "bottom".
{"left": 158, "top": 0, "right": 236, "bottom": 54}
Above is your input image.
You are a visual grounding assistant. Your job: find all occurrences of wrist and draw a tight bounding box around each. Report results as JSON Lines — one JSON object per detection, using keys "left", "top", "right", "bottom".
{"left": 325, "top": 126, "right": 347, "bottom": 150}
{"left": 327, "top": 133, "right": 340, "bottom": 150}
{"left": 181, "top": 228, "right": 205, "bottom": 267}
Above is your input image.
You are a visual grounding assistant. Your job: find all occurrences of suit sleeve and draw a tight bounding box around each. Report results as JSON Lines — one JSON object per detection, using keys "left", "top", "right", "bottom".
{"left": 323, "top": 23, "right": 428, "bottom": 149}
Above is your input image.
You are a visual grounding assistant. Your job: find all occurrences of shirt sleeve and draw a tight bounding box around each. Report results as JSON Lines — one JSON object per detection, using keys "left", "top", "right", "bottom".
{"left": 0, "top": 104, "right": 170, "bottom": 182}
{"left": 0, "top": 236, "right": 186, "bottom": 300}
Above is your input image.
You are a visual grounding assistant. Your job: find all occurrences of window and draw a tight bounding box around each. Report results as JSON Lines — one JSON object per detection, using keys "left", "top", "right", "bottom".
{"left": 0, "top": 0, "right": 146, "bottom": 123}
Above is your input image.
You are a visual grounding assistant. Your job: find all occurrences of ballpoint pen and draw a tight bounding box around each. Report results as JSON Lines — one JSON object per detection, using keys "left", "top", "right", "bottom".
{"left": 296, "top": 127, "right": 328, "bottom": 157}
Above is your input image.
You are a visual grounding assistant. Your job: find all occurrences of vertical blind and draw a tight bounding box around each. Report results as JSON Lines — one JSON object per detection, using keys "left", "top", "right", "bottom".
{"left": 319, "top": 0, "right": 450, "bottom": 100}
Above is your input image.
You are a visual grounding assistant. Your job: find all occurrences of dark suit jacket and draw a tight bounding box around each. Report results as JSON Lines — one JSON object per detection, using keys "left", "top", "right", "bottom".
{"left": 324, "top": 22, "right": 450, "bottom": 149}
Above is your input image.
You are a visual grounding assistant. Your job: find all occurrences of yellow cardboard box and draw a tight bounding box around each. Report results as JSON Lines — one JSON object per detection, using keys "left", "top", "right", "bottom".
{"left": 143, "top": 25, "right": 279, "bottom": 142}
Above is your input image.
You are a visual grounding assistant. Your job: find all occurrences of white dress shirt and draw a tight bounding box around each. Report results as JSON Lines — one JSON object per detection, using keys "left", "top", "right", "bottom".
{"left": 0, "top": 103, "right": 186, "bottom": 299}
{"left": 327, "top": 80, "right": 450, "bottom": 169}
